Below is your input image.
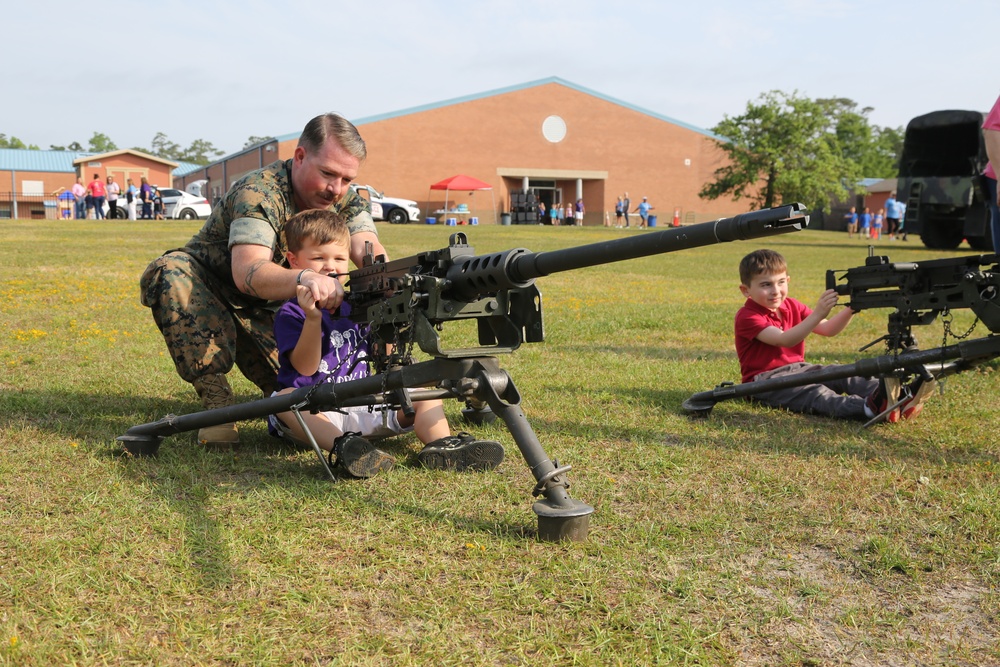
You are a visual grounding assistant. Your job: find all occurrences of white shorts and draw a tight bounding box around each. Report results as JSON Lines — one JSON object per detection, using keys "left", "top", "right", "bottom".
{"left": 269, "top": 402, "right": 411, "bottom": 443}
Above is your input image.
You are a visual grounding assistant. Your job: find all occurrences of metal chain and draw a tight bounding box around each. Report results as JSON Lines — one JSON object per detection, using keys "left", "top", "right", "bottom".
{"left": 940, "top": 308, "right": 979, "bottom": 348}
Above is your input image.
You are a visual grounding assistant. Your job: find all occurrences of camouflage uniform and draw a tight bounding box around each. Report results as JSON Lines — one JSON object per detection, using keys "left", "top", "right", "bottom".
{"left": 140, "top": 159, "right": 376, "bottom": 394}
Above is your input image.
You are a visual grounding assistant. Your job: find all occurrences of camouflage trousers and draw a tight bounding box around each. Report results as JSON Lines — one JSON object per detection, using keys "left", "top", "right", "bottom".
{"left": 139, "top": 251, "right": 279, "bottom": 394}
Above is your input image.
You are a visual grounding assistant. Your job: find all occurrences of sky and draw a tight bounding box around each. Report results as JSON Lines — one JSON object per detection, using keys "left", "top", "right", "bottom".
{"left": 3, "top": 0, "right": 998, "bottom": 156}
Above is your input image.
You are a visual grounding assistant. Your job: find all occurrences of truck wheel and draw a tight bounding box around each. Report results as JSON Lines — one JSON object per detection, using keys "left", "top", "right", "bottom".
{"left": 967, "top": 225, "right": 994, "bottom": 251}
{"left": 388, "top": 208, "right": 408, "bottom": 225}
{"left": 920, "top": 218, "right": 964, "bottom": 250}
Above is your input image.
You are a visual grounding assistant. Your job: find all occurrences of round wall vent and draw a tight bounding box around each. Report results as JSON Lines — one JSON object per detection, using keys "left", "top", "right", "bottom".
{"left": 542, "top": 115, "right": 567, "bottom": 143}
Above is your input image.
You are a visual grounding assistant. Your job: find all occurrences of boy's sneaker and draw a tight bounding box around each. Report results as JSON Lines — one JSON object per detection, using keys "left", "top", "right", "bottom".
{"left": 417, "top": 432, "right": 505, "bottom": 472}
{"left": 865, "top": 377, "right": 902, "bottom": 423}
{"left": 332, "top": 432, "right": 394, "bottom": 478}
{"left": 899, "top": 377, "right": 936, "bottom": 421}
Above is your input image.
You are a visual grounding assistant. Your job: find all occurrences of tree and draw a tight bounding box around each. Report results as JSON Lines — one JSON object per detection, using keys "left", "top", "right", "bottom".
{"left": 145, "top": 132, "right": 223, "bottom": 165}
{"left": 49, "top": 141, "right": 84, "bottom": 151}
{"left": 88, "top": 132, "right": 118, "bottom": 153}
{"left": 700, "top": 91, "right": 892, "bottom": 212}
{"left": 817, "top": 97, "right": 903, "bottom": 178}
{"left": 0, "top": 134, "right": 39, "bottom": 150}
{"left": 244, "top": 135, "right": 274, "bottom": 148}
{"left": 179, "top": 138, "right": 224, "bottom": 165}
{"left": 149, "top": 131, "right": 182, "bottom": 161}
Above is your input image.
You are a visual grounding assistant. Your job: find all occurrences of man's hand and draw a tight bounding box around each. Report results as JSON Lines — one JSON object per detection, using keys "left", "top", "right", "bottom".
{"left": 297, "top": 271, "right": 344, "bottom": 312}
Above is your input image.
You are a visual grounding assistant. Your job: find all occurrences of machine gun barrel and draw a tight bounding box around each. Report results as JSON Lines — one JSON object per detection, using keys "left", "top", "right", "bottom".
{"left": 444, "top": 204, "right": 808, "bottom": 300}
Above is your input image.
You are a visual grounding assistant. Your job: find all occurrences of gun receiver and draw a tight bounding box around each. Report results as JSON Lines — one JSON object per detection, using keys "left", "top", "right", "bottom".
{"left": 826, "top": 252, "right": 1000, "bottom": 351}
{"left": 348, "top": 204, "right": 808, "bottom": 361}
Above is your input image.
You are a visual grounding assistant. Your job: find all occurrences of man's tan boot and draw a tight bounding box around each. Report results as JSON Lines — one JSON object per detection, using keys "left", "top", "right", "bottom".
{"left": 193, "top": 374, "right": 240, "bottom": 449}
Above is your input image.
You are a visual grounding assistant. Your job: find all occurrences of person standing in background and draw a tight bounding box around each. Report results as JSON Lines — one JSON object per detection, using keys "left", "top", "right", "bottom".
{"left": 125, "top": 178, "right": 138, "bottom": 220}
{"left": 86, "top": 173, "right": 106, "bottom": 220}
{"left": 72, "top": 177, "right": 86, "bottom": 219}
{"left": 981, "top": 93, "right": 1000, "bottom": 253}
{"left": 106, "top": 175, "right": 120, "bottom": 220}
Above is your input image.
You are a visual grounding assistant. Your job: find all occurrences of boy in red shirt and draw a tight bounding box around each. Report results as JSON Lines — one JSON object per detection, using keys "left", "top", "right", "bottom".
{"left": 734, "top": 249, "right": 933, "bottom": 422}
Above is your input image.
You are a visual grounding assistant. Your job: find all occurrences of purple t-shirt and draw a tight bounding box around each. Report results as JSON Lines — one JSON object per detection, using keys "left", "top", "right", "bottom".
{"left": 274, "top": 301, "right": 371, "bottom": 390}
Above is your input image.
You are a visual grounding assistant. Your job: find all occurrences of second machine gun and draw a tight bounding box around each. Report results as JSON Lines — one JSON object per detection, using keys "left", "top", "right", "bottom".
{"left": 683, "top": 251, "right": 1000, "bottom": 421}
{"left": 119, "top": 204, "right": 809, "bottom": 541}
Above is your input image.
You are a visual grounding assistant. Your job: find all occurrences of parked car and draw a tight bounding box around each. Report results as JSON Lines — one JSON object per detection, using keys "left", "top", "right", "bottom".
{"left": 158, "top": 188, "right": 212, "bottom": 219}
{"left": 351, "top": 184, "right": 420, "bottom": 224}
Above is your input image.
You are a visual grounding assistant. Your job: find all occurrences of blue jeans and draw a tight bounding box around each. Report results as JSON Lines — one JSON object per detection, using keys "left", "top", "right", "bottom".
{"left": 75, "top": 200, "right": 86, "bottom": 219}
{"left": 93, "top": 196, "right": 106, "bottom": 219}
{"left": 986, "top": 176, "right": 1000, "bottom": 254}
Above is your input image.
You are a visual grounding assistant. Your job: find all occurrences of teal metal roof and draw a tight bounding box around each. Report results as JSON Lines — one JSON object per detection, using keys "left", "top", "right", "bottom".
{"left": 1, "top": 148, "right": 200, "bottom": 177}
{"left": 0, "top": 148, "right": 92, "bottom": 172}
{"left": 173, "top": 161, "right": 207, "bottom": 177}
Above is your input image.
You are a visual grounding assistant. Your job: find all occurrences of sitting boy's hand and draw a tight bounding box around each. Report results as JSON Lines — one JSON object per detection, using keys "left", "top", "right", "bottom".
{"left": 295, "top": 285, "right": 321, "bottom": 318}
{"left": 814, "top": 289, "right": 839, "bottom": 320}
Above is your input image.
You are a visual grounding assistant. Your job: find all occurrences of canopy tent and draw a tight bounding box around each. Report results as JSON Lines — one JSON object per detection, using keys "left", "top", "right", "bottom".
{"left": 427, "top": 174, "right": 497, "bottom": 225}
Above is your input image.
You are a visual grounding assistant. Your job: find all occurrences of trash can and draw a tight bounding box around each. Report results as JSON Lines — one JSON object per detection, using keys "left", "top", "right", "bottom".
{"left": 426, "top": 217, "right": 437, "bottom": 225}
{"left": 500, "top": 213, "right": 511, "bottom": 226}
{"left": 647, "top": 215, "right": 658, "bottom": 227}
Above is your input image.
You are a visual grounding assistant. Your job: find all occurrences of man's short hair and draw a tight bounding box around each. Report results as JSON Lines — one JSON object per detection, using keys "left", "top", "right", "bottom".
{"left": 298, "top": 113, "right": 367, "bottom": 162}
{"left": 285, "top": 209, "right": 350, "bottom": 253}
{"left": 739, "top": 249, "right": 787, "bottom": 286}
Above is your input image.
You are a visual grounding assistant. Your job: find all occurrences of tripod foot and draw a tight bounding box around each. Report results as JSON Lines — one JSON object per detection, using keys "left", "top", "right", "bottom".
{"left": 117, "top": 434, "right": 163, "bottom": 457}
{"left": 533, "top": 498, "right": 594, "bottom": 542}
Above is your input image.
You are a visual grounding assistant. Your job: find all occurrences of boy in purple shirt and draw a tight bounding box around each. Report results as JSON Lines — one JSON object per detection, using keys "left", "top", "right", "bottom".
{"left": 270, "top": 209, "right": 504, "bottom": 477}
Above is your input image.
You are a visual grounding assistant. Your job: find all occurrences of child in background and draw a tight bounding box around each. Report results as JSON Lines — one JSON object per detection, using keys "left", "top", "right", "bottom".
{"left": 844, "top": 206, "right": 858, "bottom": 238}
{"left": 872, "top": 208, "right": 884, "bottom": 240}
{"left": 270, "top": 209, "right": 505, "bottom": 477}
{"left": 859, "top": 207, "right": 873, "bottom": 239}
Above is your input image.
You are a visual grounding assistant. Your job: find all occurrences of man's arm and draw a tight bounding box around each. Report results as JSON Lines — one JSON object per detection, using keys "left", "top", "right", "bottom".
{"left": 231, "top": 243, "right": 343, "bottom": 310}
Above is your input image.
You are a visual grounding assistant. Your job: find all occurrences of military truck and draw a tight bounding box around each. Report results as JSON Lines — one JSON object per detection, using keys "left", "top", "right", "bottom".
{"left": 897, "top": 109, "right": 992, "bottom": 250}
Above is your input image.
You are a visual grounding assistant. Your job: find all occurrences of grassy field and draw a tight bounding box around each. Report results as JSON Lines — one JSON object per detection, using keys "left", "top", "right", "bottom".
{"left": 1, "top": 219, "right": 998, "bottom": 666}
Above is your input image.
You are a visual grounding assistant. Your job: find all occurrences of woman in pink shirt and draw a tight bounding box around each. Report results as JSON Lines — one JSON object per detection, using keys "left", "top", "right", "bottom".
{"left": 86, "top": 174, "right": 107, "bottom": 220}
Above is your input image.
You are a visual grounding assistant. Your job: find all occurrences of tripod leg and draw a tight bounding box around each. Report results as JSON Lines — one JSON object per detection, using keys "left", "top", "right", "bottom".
{"left": 469, "top": 359, "right": 594, "bottom": 542}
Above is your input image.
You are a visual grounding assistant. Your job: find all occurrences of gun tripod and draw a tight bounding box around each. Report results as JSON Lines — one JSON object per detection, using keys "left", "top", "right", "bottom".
{"left": 118, "top": 355, "right": 594, "bottom": 542}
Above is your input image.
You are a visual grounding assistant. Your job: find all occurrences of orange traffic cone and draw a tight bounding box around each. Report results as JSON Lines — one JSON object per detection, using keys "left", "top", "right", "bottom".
{"left": 672, "top": 208, "right": 681, "bottom": 227}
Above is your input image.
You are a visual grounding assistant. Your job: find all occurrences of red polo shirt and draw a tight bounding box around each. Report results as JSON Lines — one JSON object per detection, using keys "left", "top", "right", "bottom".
{"left": 735, "top": 296, "right": 811, "bottom": 382}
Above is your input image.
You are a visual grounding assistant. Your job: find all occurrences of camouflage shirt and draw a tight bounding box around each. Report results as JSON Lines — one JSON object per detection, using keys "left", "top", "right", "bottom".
{"left": 182, "top": 159, "right": 376, "bottom": 309}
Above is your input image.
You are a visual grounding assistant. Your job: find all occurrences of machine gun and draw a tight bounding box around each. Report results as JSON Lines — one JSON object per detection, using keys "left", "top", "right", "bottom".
{"left": 682, "top": 251, "right": 1000, "bottom": 419}
{"left": 119, "top": 204, "right": 808, "bottom": 541}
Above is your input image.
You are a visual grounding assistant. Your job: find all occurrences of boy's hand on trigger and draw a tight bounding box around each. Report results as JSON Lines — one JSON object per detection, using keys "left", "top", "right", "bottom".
{"left": 295, "top": 285, "right": 321, "bottom": 318}
{"left": 814, "top": 289, "right": 839, "bottom": 320}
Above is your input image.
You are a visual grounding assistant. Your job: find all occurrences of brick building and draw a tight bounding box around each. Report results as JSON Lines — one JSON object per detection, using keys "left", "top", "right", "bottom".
{"left": 174, "top": 77, "right": 746, "bottom": 225}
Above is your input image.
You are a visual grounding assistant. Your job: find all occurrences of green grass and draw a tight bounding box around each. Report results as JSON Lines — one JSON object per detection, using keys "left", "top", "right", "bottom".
{"left": 1, "top": 220, "right": 998, "bottom": 665}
